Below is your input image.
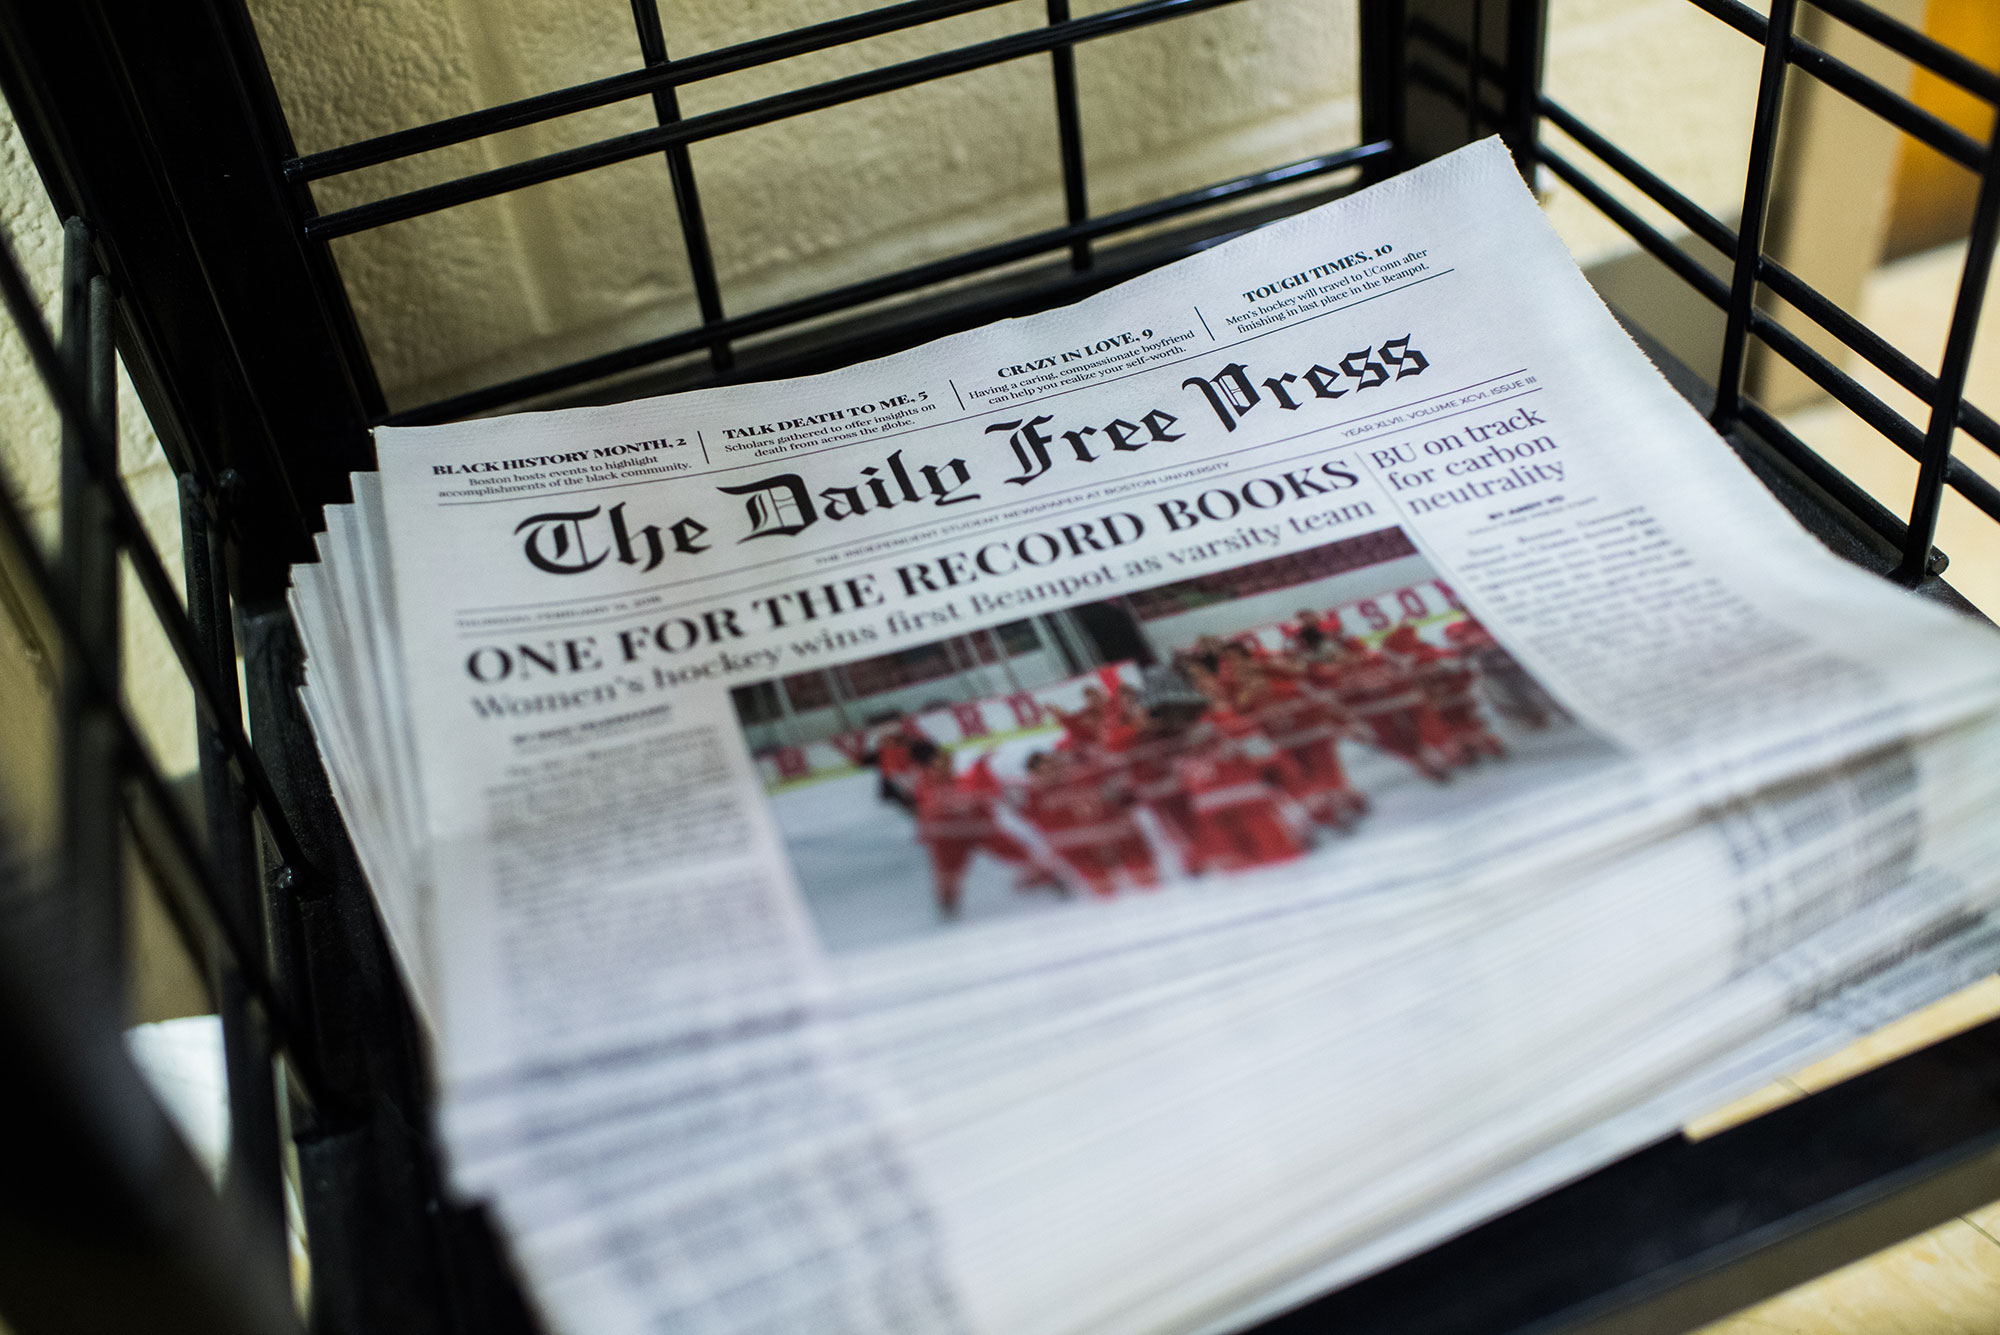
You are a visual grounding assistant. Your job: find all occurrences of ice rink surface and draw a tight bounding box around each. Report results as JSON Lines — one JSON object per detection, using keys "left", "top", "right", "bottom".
{"left": 771, "top": 718, "right": 1621, "bottom": 954}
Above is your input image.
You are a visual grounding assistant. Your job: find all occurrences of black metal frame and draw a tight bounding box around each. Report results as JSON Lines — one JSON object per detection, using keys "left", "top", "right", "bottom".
{"left": 1, "top": 2, "right": 1997, "bottom": 1333}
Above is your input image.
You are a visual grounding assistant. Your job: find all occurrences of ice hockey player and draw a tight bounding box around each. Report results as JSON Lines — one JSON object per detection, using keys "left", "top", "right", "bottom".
{"left": 1046, "top": 687, "right": 1108, "bottom": 752}
{"left": 1094, "top": 684, "right": 1146, "bottom": 756}
{"left": 1125, "top": 668, "right": 1209, "bottom": 873}
{"left": 1409, "top": 624, "right": 1506, "bottom": 764}
{"left": 1319, "top": 631, "right": 1455, "bottom": 782}
{"left": 1186, "top": 634, "right": 1227, "bottom": 675}
{"left": 1290, "top": 607, "right": 1341, "bottom": 655}
{"left": 1212, "top": 639, "right": 1264, "bottom": 698}
{"left": 1232, "top": 656, "right": 1368, "bottom": 829}
{"left": 1379, "top": 626, "right": 1473, "bottom": 770}
{"left": 960, "top": 752, "right": 1068, "bottom": 896}
{"left": 872, "top": 716, "right": 933, "bottom": 810}
{"left": 1446, "top": 617, "right": 1566, "bottom": 731}
{"left": 914, "top": 750, "right": 1054, "bottom": 917}
{"left": 1021, "top": 749, "right": 1159, "bottom": 896}
{"left": 1173, "top": 707, "right": 1310, "bottom": 873}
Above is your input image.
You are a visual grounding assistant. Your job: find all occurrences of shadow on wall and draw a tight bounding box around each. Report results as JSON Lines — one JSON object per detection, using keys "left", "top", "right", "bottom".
{"left": 240, "top": 0, "right": 1790, "bottom": 415}
{"left": 246, "top": 0, "right": 1361, "bottom": 413}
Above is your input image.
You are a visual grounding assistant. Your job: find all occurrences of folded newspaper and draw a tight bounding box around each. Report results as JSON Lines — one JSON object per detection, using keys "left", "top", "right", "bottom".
{"left": 291, "top": 139, "right": 2000, "bottom": 1334}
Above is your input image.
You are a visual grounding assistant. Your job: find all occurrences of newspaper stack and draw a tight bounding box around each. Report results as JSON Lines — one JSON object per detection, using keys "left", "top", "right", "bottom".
{"left": 290, "top": 140, "right": 2000, "bottom": 1334}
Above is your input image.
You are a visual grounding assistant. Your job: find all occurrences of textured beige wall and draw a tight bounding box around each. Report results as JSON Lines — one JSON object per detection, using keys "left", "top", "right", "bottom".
{"left": 1754, "top": 0, "right": 1924, "bottom": 411}
{"left": 0, "top": 109, "right": 66, "bottom": 868}
{"left": 0, "top": 109, "right": 195, "bottom": 784}
{"left": 240, "top": 0, "right": 1765, "bottom": 413}
{"left": 1540, "top": 0, "right": 1767, "bottom": 268}
{"left": 248, "top": 0, "right": 1369, "bottom": 412}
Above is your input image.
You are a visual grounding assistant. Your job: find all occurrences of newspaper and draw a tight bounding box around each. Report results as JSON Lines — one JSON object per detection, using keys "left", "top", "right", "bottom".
{"left": 290, "top": 138, "right": 2000, "bottom": 1335}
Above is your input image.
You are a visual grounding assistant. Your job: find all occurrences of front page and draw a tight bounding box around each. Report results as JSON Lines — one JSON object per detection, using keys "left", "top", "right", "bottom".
{"left": 297, "top": 138, "right": 2000, "bottom": 1333}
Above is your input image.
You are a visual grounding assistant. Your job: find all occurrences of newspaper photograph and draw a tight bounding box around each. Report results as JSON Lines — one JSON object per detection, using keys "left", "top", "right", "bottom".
{"left": 735, "top": 524, "right": 1613, "bottom": 949}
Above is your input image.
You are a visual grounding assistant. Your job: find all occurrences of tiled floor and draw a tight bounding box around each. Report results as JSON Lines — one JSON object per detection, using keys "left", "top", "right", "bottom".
{"left": 1688, "top": 975, "right": 2000, "bottom": 1327}
{"left": 1671, "top": 241, "right": 2000, "bottom": 1335}
{"left": 1684, "top": 977, "right": 2000, "bottom": 1333}
{"left": 1699, "top": 1215, "right": 2000, "bottom": 1335}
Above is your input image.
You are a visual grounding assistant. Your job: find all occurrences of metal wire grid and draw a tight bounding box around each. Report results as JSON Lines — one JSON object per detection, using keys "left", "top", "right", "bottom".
{"left": 251, "top": 0, "right": 2000, "bottom": 600}
{"left": 278, "top": 0, "right": 1403, "bottom": 425}
{"left": 0, "top": 200, "right": 527, "bottom": 1331}
{"left": 0, "top": 221, "right": 311, "bottom": 1331}
{"left": 1530, "top": 0, "right": 2000, "bottom": 588}
{"left": 4, "top": 2, "right": 2000, "bottom": 1333}
{"left": 250, "top": 0, "right": 2000, "bottom": 593}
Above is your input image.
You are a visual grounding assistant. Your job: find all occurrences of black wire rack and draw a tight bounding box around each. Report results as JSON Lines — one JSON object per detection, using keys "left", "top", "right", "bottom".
{"left": 2, "top": 3, "right": 1999, "bottom": 1333}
